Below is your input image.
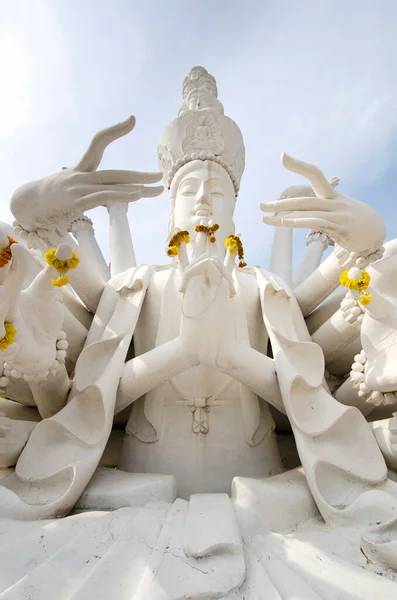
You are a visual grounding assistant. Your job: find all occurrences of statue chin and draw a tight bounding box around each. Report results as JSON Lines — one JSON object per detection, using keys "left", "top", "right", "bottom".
{"left": 1, "top": 65, "right": 397, "bottom": 596}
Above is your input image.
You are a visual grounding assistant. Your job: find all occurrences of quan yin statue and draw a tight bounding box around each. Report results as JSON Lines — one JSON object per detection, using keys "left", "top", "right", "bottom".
{"left": 1, "top": 66, "right": 397, "bottom": 598}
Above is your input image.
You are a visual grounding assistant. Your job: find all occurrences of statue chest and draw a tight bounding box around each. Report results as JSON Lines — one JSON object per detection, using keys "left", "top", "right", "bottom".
{"left": 133, "top": 266, "right": 268, "bottom": 402}
{"left": 135, "top": 266, "right": 267, "bottom": 345}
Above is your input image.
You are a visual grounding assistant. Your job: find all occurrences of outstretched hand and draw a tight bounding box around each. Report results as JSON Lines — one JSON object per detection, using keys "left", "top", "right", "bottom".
{"left": 10, "top": 116, "right": 164, "bottom": 231}
{"left": 260, "top": 153, "right": 385, "bottom": 255}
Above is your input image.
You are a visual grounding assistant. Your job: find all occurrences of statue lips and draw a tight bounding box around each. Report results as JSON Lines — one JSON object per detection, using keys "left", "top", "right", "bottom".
{"left": 194, "top": 203, "right": 211, "bottom": 217}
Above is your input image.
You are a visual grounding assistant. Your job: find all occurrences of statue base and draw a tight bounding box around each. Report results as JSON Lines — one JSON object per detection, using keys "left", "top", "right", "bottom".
{"left": 0, "top": 466, "right": 395, "bottom": 598}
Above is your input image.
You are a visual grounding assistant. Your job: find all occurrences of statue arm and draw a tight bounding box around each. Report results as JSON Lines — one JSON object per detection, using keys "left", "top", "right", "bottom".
{"left": 294, "top": 250, "right": 347, "bottom": 317}
{"left": 215, "top": 343, "right": 286, "bottom": 414}
{"left": 116, "top": 333, "right": 285, "bottom": 415}
{"left": 115, "top": 338, "right": 198, "bottom": 414}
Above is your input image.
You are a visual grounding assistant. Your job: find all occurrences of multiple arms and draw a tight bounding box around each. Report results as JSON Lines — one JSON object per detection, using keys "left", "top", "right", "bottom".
{"left": 2, "top": 117, "right": 394, "bottom": 446}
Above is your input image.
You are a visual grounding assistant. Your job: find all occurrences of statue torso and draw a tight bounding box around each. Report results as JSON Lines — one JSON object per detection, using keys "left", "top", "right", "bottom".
{"left": 118, "top": 265, "right": 284, "bottom": 497}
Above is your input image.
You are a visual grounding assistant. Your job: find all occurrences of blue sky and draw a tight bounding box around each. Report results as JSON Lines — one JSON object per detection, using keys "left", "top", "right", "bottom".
{"left": 1, "top": 0, "right": 397, "bottom": 270}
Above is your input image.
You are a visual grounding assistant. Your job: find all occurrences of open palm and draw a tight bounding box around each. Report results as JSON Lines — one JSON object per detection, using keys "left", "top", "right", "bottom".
{"left": 10, "top": 116, "right": 164, "bottom": 232}
{"left": 260, "top": 153, "right": 385, "bottom": 256}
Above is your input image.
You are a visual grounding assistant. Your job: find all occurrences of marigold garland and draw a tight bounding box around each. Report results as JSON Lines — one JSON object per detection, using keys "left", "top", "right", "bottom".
{"left": 0, "top": 322, "right": 17, "bottom": 351}
{"left": 225, "top": 235, "right": 247, "bottom": 268}
{"left": 359, "top": 293, "right": 372, "bottom": 306}
{"left": 52, "top": 276, "right": 70, "bottom": 287}
{"left": 44, "top": 248, "right": 80, "bottom": 287}
{"left": 195, "top": 223, "right": 220, "bottom": 243}
{"left": 167, "top": 230, "right": 190, "bottom": 257}
{"left": 0, "top": 237, "right": 18, "bottom": 268}
{"left": 44, "top": 248, "right": 80, "bottom": 274}
{"left": 339, "top": 269, "right": 370, "bottom": 292}
{"left": 340, "top": 268, "right": 371, "bottom": 305}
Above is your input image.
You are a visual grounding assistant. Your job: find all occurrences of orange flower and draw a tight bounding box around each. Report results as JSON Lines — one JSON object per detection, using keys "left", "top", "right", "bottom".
{"left": 225, "top": 235, "right": 246, "bottom": 267}
{"left": 0, "top": 236, "right": 18, "bottom": 269}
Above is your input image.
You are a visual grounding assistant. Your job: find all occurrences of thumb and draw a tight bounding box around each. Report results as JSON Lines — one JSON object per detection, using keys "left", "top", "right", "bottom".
{"left": 76, "top": 115, "right": 136, "bottom": 172}
{"left": 281, "top": 153, "right": 337, "bottom": 200}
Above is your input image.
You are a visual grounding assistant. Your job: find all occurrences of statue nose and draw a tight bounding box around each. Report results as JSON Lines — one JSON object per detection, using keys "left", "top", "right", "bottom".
{"left": 195, "top": 182, "right": 211, "bottom": 206}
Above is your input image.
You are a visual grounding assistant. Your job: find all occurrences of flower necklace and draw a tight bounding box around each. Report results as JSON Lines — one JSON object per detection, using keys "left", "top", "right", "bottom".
{"left": 0, "top": 322, "right": 17, "bottom": 352}
{"left": 0, "top": 236, "right": 18, "bottom": 268}
{"left": 166, "top": 226, "right": 247, "bottom": 268}
{"left": 339, "top": 267, "right": 371, "bottom": 305}
{"left": 224, "top": 234, "right": 247, "bottom": 268}
{"left": 167, "top": 231, "right": 191, "bottom": 257}
{"left": 195, "top": 223, "right": 220, "bottom": 243}
{"left": 44, "top": 248, "right": 80, "bottom": 287}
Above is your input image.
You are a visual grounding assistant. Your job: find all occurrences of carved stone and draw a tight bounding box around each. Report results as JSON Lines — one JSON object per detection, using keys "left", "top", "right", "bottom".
{"left": 0, "top": 66, "right": 396, "bottom": 596}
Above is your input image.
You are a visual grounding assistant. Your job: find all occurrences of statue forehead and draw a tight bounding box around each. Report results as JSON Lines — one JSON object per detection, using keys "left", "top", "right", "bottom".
{"left": 169, "top": 160, "right": 236, "bottom": 211}
{"left": 174, "top": 160, "right": 235, "bottom": 191}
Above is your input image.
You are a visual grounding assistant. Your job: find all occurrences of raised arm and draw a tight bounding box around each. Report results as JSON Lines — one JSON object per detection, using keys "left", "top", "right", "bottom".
{"left": 10, "top": 116, "right": 164, "bottom": 310}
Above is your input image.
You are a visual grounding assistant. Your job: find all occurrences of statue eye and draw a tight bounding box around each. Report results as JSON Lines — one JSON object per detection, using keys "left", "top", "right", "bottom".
{"left": 180, "top": 188, "right": 195, "bottom": 196}
{"left": 211, "top": 191, "right": 224, "bottom": 197}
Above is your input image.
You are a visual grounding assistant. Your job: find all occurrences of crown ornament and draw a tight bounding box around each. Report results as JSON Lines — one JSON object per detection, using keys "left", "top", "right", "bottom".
{"left": 158, "top": 66, "right": 245, "bottom": 195}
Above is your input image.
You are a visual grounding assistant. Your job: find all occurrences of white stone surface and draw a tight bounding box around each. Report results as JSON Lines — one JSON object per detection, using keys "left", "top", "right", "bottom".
{"left": 183, "top": 493, "right": 242, "bottom": 558}
{"left": 75, "top": 466, "right": 177, "bottom": 510}
{"left": 232, "top": 467, "right": 319, "bottom": 538}
{"left": 0, "top": 476, "right": 395, "bottom": 598}
{"left": 0, "top": 64, "right": 397, "bottom": 595}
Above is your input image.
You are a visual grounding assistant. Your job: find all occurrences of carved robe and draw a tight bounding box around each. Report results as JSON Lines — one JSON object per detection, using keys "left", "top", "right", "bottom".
{"left": 119, "top": 265, "right": 284, "bottom": 498}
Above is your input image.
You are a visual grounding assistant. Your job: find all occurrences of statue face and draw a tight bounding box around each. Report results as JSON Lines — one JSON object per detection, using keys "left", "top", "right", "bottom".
{"left": 170, "top": 160, "right": 236, "bottom": 247}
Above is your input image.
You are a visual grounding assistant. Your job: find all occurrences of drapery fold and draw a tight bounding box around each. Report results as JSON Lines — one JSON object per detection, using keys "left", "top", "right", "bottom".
{"left": 255, "top": 267, "right": 397, "bottom": 568}
{"left": 0, "top": 265, "right": 153, "bottom": 519}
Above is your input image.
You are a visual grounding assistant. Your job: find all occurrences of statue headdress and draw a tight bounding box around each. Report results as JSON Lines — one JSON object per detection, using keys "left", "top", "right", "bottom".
{"left": 158, "top": 66, "right": 245, "bottom": 195}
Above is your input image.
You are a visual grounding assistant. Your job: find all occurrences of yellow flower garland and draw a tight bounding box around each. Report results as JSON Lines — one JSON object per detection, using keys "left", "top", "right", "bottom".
{"left": 44, "top": 248, "right": 80, "bottom": 273}
{"left": 339, "top": 268, "right": 371, "bottom": 305}
{"left": 44, "top": 248, "right": 80, "bottom": 287}
{"left": 224, "top": 235, "right": 247, "bottom": 268}
{"left": 359, "top": 293, "right": 372, "bottom": 306}
{"left": 52, "top": 276, "right": 70, "bottom": 287}
{"left": 339, "top": 269, "right": 370, "bottom": 292}
{"left": 195, "top": 223, "right": 220, "bottom": 243}
{"left": 167, "top": 231, "right": 190, "bottom": 257}
{"left": 0, "top": 237, "right": 18, "bottom": 268}
{"left": 0, "top": 322, "right": 17, "bottom": 351}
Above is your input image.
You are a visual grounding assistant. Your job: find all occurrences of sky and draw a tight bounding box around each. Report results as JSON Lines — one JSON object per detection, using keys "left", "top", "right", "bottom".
{"left": 1, "top": 0, "right": 397, "bottom": 271}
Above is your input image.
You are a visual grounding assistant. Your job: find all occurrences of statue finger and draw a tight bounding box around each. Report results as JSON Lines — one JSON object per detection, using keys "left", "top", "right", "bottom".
{"left": 260, "top": 197, "right": 338, "bottom": 213}
{"left": 139, "top": 185, "right": 164, "bottom": 198}
{"left": 177, "top": 242, "right": 189, "bottom": 272}
{"left": 281, "top": 153, "right": 337, "bottom": 200}
{"left": 262, "top": 215, "right": 341, "bottom": 233}
{"left": 42, "top": 228, "right": 73, "bottom": 249}
{"left": 192, "top": 219, "right": 209, "bottom": 260}
{"left": 262, "top": 211, "right": 345, "bottom": 225}
{"left": 70, "top": 183, "right": 147, "bottom": 197}
{"left": 75, "top": 190, "right": 142, "bottom": 213}
{"left": 87, "top": 169, "right": 163, "bottom": 185}
{"left": 75, "top": 116, "right": 136, "bottom": 173}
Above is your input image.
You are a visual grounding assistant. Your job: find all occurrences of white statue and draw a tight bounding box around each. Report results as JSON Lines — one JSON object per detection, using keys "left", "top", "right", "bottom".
{"left": 1, "top": 66, "right": 397, "bottom": 597}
